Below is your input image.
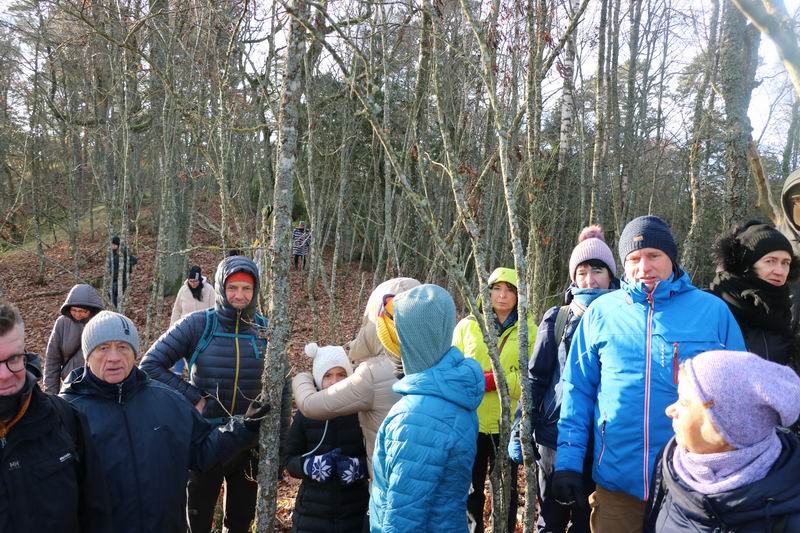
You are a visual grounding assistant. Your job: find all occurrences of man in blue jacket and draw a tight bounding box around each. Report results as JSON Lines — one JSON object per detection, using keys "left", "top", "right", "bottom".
{"left": 552, "top": 216, "right": 746, "bottom": 533}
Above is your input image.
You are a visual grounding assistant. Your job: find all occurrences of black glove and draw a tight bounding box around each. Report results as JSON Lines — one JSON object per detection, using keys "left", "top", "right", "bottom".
{"left": 551, "top": 470, "right": 588, "bottom": 510}
{"left": 243, "top": 393, "right": 271, "bottom": 431}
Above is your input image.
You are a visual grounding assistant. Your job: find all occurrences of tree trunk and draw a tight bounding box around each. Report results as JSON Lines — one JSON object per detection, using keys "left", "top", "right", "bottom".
{"left": 254, "top": 0, "right": 306, "bottom": 529}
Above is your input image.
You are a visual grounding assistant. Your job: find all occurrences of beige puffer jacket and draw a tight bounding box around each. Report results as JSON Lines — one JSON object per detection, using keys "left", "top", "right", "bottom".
{"left": 169, "top": 277, "right": 215, "bottom": 326}
{"left": 292, "top": 277, "right": 420, "bottom": 478}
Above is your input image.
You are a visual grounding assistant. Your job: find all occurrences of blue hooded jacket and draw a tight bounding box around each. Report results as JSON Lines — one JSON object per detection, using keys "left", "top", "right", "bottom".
{"left": 555, "top": 272, "right": 745, "bottom": 501}
{"left": 370, "top": 284, "right": 483, "bottom": 532}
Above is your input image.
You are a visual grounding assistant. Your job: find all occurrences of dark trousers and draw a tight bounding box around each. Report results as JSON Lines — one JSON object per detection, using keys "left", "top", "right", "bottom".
{"left": 188, "top": 448, "right": 258, "bottom": 533}
{"left": 467, "top": 432, "right": 518, "bottom": 533}
{"left": 536, "top": 444, "right": 593, "bottom": 533}
{"left": 292, "top": 254, "right": 306, "bottom": 270}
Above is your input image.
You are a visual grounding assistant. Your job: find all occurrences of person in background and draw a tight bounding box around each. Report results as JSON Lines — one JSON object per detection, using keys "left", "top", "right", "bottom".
{"left": 62, "top": 311, "right": 268, "bottom": 533}
{"left": 552, "top": 215, "right": 746, "bottom": 533}
{"left": 283, "top": 343, "right": 369, "bottom": 533}
{"left": 710, "top": 220, "right": 799, "bottom": 367}
{"left": 645, "top": 350, "right": 800, "bottom": 532}
{"left": 509, "top": 225, "right": 618, "bottom": 533}
{"left": 370, "top": 284, "right": 483, "bottom": 532}
{"left": 44, "top": 283, "right": 104, "bottom": 393}
{"left": 292, "top": 221, "right": 311, "bottom": 271}
{"left": 108, "top": 235, "right": 138, "bottom": 307}
{"left": 453, "top": 267, "right": 537, "bottom": 533}
{"left": 0, "top": 301, "right": 112, "bottom": 533}
{"left": 169, "top": 266, "right": 215, "bottom": 375}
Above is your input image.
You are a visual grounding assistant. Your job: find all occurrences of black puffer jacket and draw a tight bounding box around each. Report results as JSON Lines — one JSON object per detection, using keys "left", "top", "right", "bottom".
{"left": 283, "top": 411, "right": 369, "bottom": 533}
{"left": 61, "top": 366, "right": 257, "bottom": 533}
{"left": 645, "top": 432, "right": 800, "bottom": 532}
{"left": 140, "top": 256, "right": 267, "bottom": 419}
{"left": 0, "top": 385, "right": 112, "bottom": 533}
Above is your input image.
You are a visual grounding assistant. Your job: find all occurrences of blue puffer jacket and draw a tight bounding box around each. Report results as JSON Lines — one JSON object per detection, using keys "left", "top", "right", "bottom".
{"left": 645, "top": 432, "right": 800, "bottom": 532}
{"left": 556, "top": 272, "right": 746, "bottom": 501}
{"left": 61, "top": 367, "right": 256, "bottom": 533}
{"left": 140, "top": 256, "right": 267, "bottom": 420}
{"left": 370, "top": 347, "right": 484, "bottom": 532}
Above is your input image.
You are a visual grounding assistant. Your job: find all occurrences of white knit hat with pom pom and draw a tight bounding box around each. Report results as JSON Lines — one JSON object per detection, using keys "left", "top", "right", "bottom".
{"left": 568, "top": 225, "right": 617, "bottom": 282}
{"left": 304, "top": 342, "right": 353, "bottom": 389}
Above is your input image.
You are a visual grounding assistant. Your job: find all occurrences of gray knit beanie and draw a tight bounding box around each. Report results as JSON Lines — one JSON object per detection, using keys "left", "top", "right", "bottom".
{"left": 82, "top": 311, "right": 140, "bottom": 359}
{"left": 569, "top": 225, "right": 617, "bottom": 282}
{"left": 618, "top": 215, "right": 678, "bottom": 268}
{"left": 684, "top": 351, "right": 800, "bottom": 448}
{"left": 394, "top": 284, "right": 456, "bottom": 375}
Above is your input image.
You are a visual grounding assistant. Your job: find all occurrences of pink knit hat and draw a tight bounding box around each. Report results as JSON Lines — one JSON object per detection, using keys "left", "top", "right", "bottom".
{"left": 684, "top": 351, "right": 800, "bottom": 448}
{"left": 568, "top": 225, "right": 617, "bottom": 282}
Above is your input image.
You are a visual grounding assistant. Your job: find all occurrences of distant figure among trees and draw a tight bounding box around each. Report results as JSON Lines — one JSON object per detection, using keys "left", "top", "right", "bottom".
{"left": 292, "top": 221, "right": 311, "bottom": 271}
{"left": 107, "top": 235, "right": 138, "bottom": 307}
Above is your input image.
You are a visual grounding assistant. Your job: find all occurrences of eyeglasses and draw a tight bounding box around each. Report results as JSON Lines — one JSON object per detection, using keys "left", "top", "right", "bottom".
{"left": 0, "top": 352, "right": 34, "bottom": 374}
{"left": 379, "top": 294, "right": 395, "bottom": 320}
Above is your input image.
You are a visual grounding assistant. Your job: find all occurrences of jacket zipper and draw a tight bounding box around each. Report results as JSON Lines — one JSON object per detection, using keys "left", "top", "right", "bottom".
{"left": 231, "top": 311, "right": 242, "bottom": 414}
{"left": 761, "top": 331, "right": 770, "bottom": 361}
{"left": 597, "top": 414, "right": 607, "bottom": 465}
{"left": 119, "top": 394, "right": 145, "bottom": 532}
{"left": 672, "top": 342, "right": 679, "bottom": 385}
{"left": 643, "top": 291, "right": 655, "bottom": 501}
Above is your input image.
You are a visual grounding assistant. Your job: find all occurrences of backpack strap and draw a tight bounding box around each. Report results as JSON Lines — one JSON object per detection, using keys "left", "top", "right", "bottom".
{"left": 554, "top": 305, "right": 570, "bottom": 345}
{"left": 187, "top": 308, "right": 217, "bottom": 375}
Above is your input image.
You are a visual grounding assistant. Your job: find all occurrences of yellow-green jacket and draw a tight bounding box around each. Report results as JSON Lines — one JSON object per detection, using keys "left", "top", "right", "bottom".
{"left": 452, "top": 268, "right": 537, "bottom": 434}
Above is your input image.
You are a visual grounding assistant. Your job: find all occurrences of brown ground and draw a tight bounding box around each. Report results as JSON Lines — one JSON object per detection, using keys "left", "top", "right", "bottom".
{"left": 0, "top": 222, "right": 526, "bottom": 532}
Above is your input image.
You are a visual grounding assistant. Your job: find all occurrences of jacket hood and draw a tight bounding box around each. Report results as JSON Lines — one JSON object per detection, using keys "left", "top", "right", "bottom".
{"left": 781, "top": 170, "right": 800, "bottom": 234}
{"left": 663, "top": 432, "right": 800, "bottom": 528}
{"left": 214, "top": 256, "right": 260, "bottom": 322}
{"left": 348, "top": 277, "right": 421, "bottom": 364}
{"left": 62, "top": 365, "right": 149, "bottom": 402}
{"left": 60, "top": 284, "right": 104, "bottom": 317}
{"left": 621, "top": 270, "right": 695, "bottom": 305}
{"left": 393, "top": 347, "right": 483, "bottom": 411}
{"left": 395, "top": 284, "right": 456, "bottom": 375}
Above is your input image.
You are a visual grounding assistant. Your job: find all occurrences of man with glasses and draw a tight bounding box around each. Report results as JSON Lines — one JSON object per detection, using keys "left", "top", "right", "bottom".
{"left": 0, "top": 301, "right": 111, "bottom": 532}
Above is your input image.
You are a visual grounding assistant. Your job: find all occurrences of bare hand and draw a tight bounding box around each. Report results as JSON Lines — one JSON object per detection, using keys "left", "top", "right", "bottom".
{"left": 195, "top": 397, "right": 206, "bottom": 414}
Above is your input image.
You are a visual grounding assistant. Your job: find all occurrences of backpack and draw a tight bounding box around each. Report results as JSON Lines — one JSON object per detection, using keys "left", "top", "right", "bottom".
{"left": 186, "top": 308, "right": 269, "bottom": 374}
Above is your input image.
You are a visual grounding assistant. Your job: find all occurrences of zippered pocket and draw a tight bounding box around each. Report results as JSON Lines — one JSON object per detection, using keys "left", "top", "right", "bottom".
{"left": 673, "top": 342, "right": 679, "bottom": 385}
{"left": 597, "top": 414, "right": 607, "bottom": 466}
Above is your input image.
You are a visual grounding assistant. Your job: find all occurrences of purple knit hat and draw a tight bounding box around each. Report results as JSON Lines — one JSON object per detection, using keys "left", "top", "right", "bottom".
{"left": 569, "top": 225, "right": 617, "bottom": 282}
{"left": 683, "top": 351, "right": 800, "bottom": 448}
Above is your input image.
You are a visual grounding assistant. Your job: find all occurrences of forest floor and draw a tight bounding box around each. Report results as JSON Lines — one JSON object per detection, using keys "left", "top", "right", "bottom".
{"left": 0, "top": 220, "right": 526, "bottom": 532}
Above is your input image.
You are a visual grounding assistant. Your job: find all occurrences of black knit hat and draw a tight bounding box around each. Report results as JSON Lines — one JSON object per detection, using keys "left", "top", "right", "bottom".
{"left": 111, "top": 235, "right": 120, "bottom": 246}
{"left": 188, "top": 265, "right": 202, "bottom": 281}
{"left": 713, "top": 220, "right": 797, "bottom": 277}
{"left": 618, "top": 215, "right": 678, "bottom": 267}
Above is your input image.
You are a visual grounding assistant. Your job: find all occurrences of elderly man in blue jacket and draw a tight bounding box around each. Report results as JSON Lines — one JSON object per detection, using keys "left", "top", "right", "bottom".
{"left": 552, "top": 216, "right": 746, "bottom": 533}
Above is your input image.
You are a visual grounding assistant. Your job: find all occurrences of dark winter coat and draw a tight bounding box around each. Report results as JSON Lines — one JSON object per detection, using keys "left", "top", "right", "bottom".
{"left": 140, "top": 255, "right": 267, "bottom": 419}
{"left": 645, "top": 432, "right": 800, "bottom": 532}
{"left": 0, "top": 385, "right": 113, "bottom": 533}
{"left": 61, "top": 366, "right": 257, "bottom": 533}
{"left": 44, "top": 284, "right": 104, "bottom": 393}
{"left": 283, "top": 411, "right": 369, "bottom": 533}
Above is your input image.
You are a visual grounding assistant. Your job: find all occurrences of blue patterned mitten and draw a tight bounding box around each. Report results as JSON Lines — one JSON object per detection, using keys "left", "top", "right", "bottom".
{"left": 302, "top": 448, "right": 340, "bottom": 483}
{"left": 333, "top": 452, "right": 366, "bottom": 485}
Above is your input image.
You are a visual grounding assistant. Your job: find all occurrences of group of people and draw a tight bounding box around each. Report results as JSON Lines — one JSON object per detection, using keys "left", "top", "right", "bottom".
{"left": 3, "top": 205, "right": 800, "bottom": 532}
{"left": 4, "top": 255, "right": 271, "bottom": 533}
